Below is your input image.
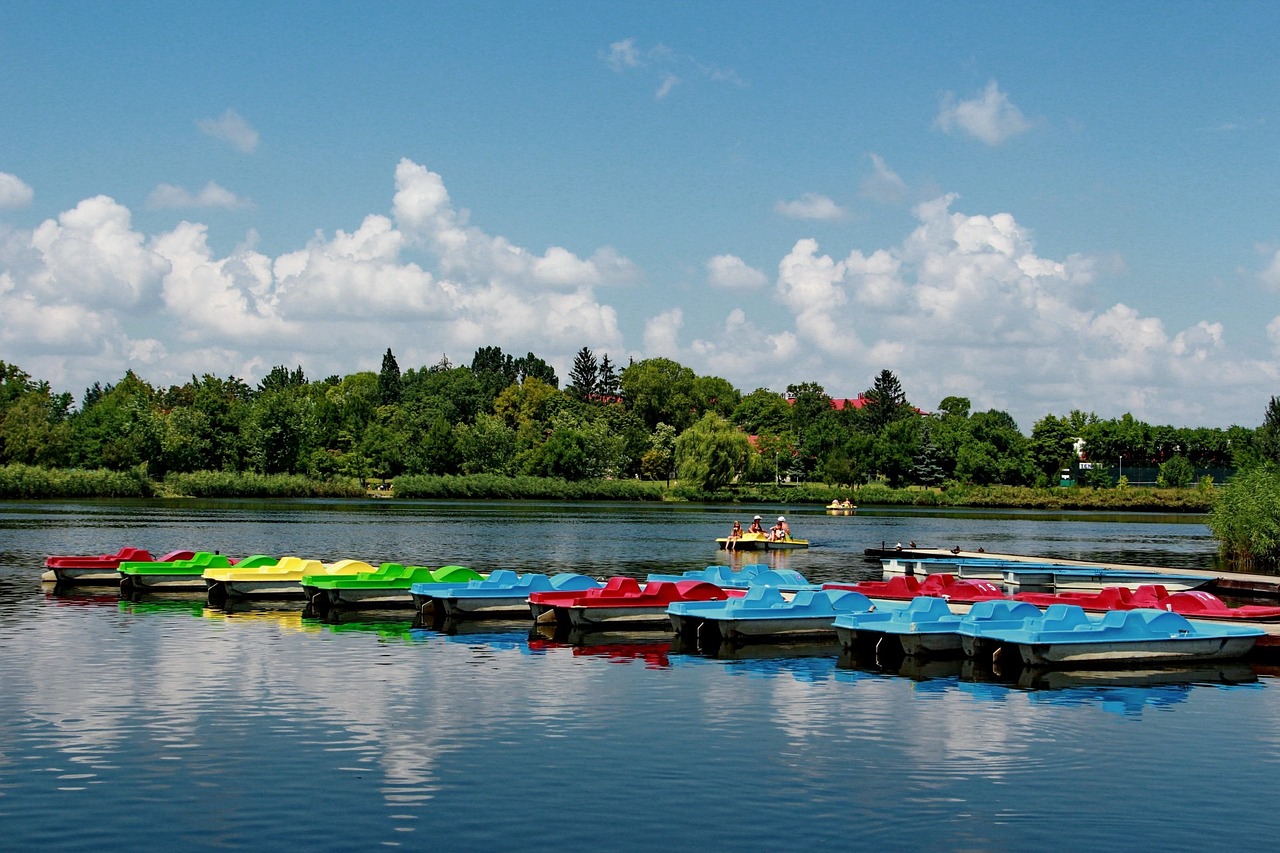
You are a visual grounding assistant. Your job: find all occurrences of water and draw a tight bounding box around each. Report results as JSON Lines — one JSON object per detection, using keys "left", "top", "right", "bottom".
{"left": 2, "top": 499, "right": 1278, "bottom": 851}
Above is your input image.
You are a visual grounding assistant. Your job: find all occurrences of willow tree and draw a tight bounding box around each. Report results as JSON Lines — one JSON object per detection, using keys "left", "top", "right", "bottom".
{"left": 674, "top": 412, "right": 751, "bottom": 492}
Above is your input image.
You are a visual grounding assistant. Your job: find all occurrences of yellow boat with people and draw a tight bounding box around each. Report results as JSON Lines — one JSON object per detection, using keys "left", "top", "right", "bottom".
{"left": 717, "top": 515, "right": 810, "bottom": 551}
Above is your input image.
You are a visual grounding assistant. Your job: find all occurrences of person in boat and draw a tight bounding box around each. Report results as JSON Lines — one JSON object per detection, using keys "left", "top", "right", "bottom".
{"left": 726, "top": 520, "right": 744, "bottom": 550}
{"left": 770, "top": 516, "right": 790, "bottom": 541}
{"left": 748, "top": 515, "right": 765, "bottom": 535}
{"left": 841, "top": 499, "right": 854, "bottom": 509}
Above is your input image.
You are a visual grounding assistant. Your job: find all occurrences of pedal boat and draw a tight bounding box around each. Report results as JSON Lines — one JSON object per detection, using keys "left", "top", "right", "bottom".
{"left": 881, "top": 557, "right": 1210, "bottom": 591}
{"left": 824, "top": 573, "right": 1006, "bottom": 604}
{"left": 204, "top": 556, "right": 326, "bottom": 605}
{"left": 647, "top": 564, "right": 818, "bottom": 592}
{"left": 560, "top": 579, "right": 738, "bottom": 632}
{"left": 669, "top": 586, "right": 877, "bottom": 644}
{"left": 44, "top": 547, "right": 195, "bottom": 585}
{"left": 434, "top": 571, "right": 603, "bottom": 620}
{"left": 1015, "top": 585, "right": 1280, "bottom": 622}
{"left": 829, "top": 594, "right": 967, "bottom": 653}
{"left": 716, "top": 532, "right": 809, "bottom": 551}
{"left": 304, "top": 564, "right": 477, "bottom": 620}
{"left": 120, "top": 552, "right": 275, "bottom": 593}
{"left": 965, "top": 604, "right": 1264, "bottom": 668}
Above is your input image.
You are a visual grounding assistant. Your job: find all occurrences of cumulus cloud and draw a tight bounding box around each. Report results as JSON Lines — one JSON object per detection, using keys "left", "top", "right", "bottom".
{"left": 1257, "top": 246, "right": 1280, "bottom": 289}
{"left": 0, "top": 159, "right": 633, "bottom": 391}
{"left": 650, "top": 192, "right": 1261, "bottom": 428}
{"left": 146, "top": 181, "right": 253, "bottom": 210}
{"left": 936, "top": 81, "right": 1031, "bottom": 145}
{"left": 0, "top": 172, "right": 34, "bottom": 208}
{"left": 707, "top": 254, "right": 768, "bottom": 290}
{"left": 774, "top": 193, "right": 847, "bottom": 221}
{"left": 1, "top": 157, "right": 1273, "bottom": 429}
{"left": 197, "top": 108, "right": 259, "bottom": 153}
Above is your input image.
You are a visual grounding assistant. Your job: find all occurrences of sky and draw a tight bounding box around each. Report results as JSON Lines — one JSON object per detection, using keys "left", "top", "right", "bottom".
{"left": 3, "top": 2, "right": 1280, "bottom": 431}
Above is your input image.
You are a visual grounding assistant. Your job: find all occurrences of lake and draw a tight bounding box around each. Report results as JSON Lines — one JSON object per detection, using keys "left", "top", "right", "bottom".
{"left": 2, "top": 499, "right": 1278, "bottom": 851}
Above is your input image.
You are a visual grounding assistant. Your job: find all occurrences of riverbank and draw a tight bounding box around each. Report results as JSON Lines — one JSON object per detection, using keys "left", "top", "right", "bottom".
{"left": 1, "top": 464, "right": 1216, "bottom": 512}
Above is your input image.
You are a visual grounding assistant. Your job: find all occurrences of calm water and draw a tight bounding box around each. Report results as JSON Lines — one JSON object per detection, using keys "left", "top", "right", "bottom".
{"left": 2, "top": 499, "right": 1279, "bottom": 851}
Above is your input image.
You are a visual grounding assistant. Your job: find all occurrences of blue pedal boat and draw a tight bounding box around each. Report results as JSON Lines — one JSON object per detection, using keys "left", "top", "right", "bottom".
{"left": 433, "top": 571, "right": 602, "bottom": 619}
{"left": 668, "top": 585, "right": 877, "bottom": 644}
{"left": 833, "top": 595, "right": 964, "bottom": 656}
{"left": 965, "top": 604, "right": 1265, "bottom": 668}
{"left": 835, "top": 596, "right": 1045, "bottom": 658}
{"left": 646, "top": 564, "right": 817, "bottom": 593}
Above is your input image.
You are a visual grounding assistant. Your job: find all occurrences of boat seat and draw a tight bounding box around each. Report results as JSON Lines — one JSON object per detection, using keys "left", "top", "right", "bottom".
{"left": 905, "top": 596, "right": 954, "bottom": 620}
{"left": 741, "top": 585, "right": 787, "bottom": 607}
{"left": 828, "top": 590, "right": 873, "bottom": 612}
{"left": 482, "top": 569, "right": 520, "bottom": 586}
{"left": 1039, "top": 604, "right": 1093, "bottom": 631}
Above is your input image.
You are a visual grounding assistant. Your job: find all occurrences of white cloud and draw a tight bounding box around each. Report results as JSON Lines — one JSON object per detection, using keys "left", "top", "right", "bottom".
{"left": 643, "top": 308, "right": 683, "bottom": 356}
{"left": 860, "top": 153, "right": 907, "bottom": 204}
{"left": 774, "top": 193, "right": 847, "bottom": 221}
{"left": 602, "top": 38, "right": 743, "bottom": 97}
{"left": 605, "top": 38, "right": 641, "bottom": 71}
{"left": 196, "top": 108, "right": 259, "bottom": 153}
{"left": 2, "top": 159, "right": 1275, "bottom": 430}
{"left": 0, "top": 159, "right": 633, "bottom": 392}
{"left": 146, "top": 181, "right": 253, "bottom": 210}
{"left": 936, "top": 81, "right": 1031, "bottom": 145}
{"left": 0, "top": 172, "right": 34, "bottom": 208}
{"left": 1257, "top": 247, "right": 1280, "bottom": 289}
{"left": 707, "top": 254, "right": 768, "bottom": 290}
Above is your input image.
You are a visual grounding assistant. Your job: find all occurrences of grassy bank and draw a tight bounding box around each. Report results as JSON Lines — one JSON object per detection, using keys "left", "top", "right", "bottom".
{"left": 392, "top": 474, "right": 665, "bottom": 501}
{"left": 161, "top": 471, "right": 367, "bottom": 499}
{"left": 671, "top": 482, "right": 1216, "bottom": 512}
{"left": 0, "top": 463, "right": 155, "bottom": 499}
{"left": 0, "top": 464, "right": 1216, "bottom": 512}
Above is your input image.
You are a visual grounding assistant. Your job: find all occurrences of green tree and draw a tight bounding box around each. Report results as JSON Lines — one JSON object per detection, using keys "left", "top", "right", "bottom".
{"left": 378, "top": 348, "right": 402, "bottom": 405}
{"left": 1157, "top": 454, "right": 1195, "bottom": 488}
{"left": 731, "top": 388, "right": 792, "bottom": 436}
{"left": 597, "top": 354, "right": 620, "bottom": 398}
{"left": 674, "top": 412, "right": 751, "bottom": 491}
{"left": 568, "top": 347, "right": 599, "bottom": 402}
{"left": 860, "top": 369, "right": 912, "bottom": 433}
{"left": 619, "top": 357, "right": 699, "bottom": 432}
{"left": 455, "top": 413, "right": 518, "bottom": 475}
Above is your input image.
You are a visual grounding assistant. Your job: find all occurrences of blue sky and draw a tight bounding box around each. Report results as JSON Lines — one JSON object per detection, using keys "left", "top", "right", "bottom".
{"left": 3, "top": 2, "right": 1280, "bottom": 429}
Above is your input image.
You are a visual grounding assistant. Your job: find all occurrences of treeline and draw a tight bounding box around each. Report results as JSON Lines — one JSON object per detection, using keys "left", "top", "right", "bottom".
{"left": 0, "top": 350, "right": 1264, "bottom": 496}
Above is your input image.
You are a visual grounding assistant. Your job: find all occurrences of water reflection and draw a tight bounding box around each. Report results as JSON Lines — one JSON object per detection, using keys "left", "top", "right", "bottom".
{"left": 5, "top": 500, "right": 1280, "bottom": 850}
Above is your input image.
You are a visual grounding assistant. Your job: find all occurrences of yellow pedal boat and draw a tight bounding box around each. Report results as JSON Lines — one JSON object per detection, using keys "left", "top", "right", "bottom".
{"left": 716, "top": 532, "right": 810, "bottom": 551}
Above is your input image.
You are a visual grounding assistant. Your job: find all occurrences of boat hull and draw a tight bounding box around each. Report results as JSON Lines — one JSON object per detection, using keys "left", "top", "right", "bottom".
{"left": 1018, "top": 636, "right": 1258, "bottom": 667}
{"left": 711, "top": 615, "right": 840, "bottom": 641}
{"left": 47, "top": 567, "right": 123, "bottom": 585}
{"left": 566, "top": 605, "right": 671, "bottom": 631}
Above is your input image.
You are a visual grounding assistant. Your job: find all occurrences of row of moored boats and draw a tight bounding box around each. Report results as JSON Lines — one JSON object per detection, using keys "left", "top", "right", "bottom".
{"left": 41, "top": 548, "right": 1280, "bottom": 669}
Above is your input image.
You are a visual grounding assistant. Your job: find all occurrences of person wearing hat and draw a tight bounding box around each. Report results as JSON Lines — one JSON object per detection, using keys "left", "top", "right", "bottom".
{"left": 769, "top": 515, "right": 790, "bottom": 541}
{"left": 747, "top": 515, "right": 765, "bottom": 535}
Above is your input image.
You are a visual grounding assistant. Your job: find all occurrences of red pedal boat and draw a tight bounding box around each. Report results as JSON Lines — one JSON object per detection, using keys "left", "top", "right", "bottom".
{"left": 43, "top": 547, "right": 197, "bottom": 585}
{"left": 824, "top": 573, "right": 1006, "bottom": 604}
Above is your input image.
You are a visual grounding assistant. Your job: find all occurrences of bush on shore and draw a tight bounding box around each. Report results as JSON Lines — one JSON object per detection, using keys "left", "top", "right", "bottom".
{"left": 0, "top": 463, "right": 154, "bottom": 499}
{"left": 162, "top": 471, "right": 366, "bottom": 498}
{"left": 393, "top": 474, "right": 664, "bottom": 501}
{"left": 1207, "top": 467, "right": 1280, "bottom": 572}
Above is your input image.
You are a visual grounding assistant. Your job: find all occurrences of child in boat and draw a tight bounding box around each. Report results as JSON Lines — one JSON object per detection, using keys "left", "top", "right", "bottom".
{"left": 769, "top": 517, "right": 789, "bottom": 541}
{"left": 726, "top": 520, "right": 743, "bottom": 550}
